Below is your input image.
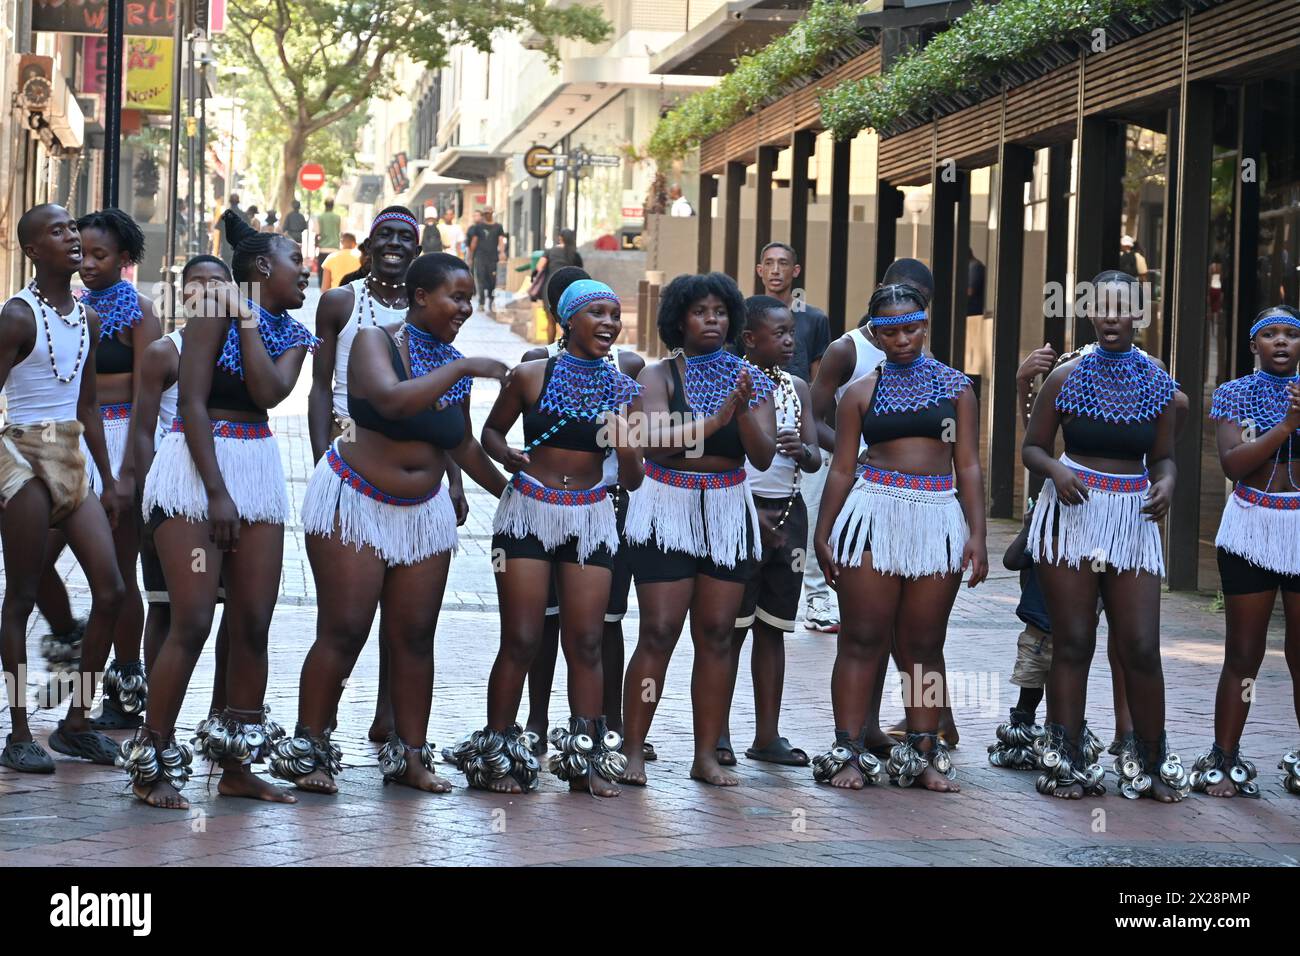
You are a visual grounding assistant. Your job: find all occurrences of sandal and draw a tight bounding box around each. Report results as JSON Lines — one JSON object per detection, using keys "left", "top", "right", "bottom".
{"left": 716, "top": 735, "right": 737, "bottom": 767}
{"left": 48, "top": 722, "right": 120, "bottom": 765}
{"left": 745, "top": 736, "right": 810, "bottom": 766}
{"left": 0, "top": 735, "right": 55, "bottom": 774}
{"left": 642, "top": 742, "right": 657, "bottom": 762}
{"left": 90, "top": 695, "right": 143, "bottom": 731}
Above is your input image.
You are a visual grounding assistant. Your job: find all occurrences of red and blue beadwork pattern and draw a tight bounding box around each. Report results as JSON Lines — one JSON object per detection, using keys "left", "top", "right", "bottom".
{"left": 872, "top": 355, "right": 971, "bottom": 416}
{"left": 858, "top": 461, "right": 954, "bottom": 492}
{"left": 100, "top": 402, "right": 132, "bottom": 421}
{"left": 644, "top": 460, "right": 746, "bottom": 490}
{"left": 1067, "top": 464, "right": 1149, "bottom": 494}
{"left": 327, "top": 447, "right": 438, "bottom": 506}
{"left": 1210, "top": 370, "right": 1300, "bottom": 435}
{"left": 511, "top": 473, "right": 608, "bottom": 507}
{"left": 216, "top": 303, "right": 320, "bottom": 380}
{"left": 1233, "top": 483, "right": 1300, "bottom": 510}
{"left": 171, "top": 416, "right": 273, "bottom": 440}
{"left": 683, "top": 349, "right": 774, "bottom": 416}
{"left": 1055, "top": 347, "right": 1175, "bottom": 424}
{"left": 80, "top": 280, "right": 142, "bottom": 340}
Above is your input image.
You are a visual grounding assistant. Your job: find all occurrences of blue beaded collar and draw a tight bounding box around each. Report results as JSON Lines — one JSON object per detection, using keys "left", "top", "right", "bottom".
{"left": 538, "top": 351, "right": 640, "bottom": 421}
{"left": 216, "top": 302, "right": 320, "bottom": 379}
{"left": 872, "top": 355, "right": 971, "bottom": 415}
{"left": 404, "top": 322, "right": 472, "bottom": 406}
{"left": 1055, "top": 347, "right": 1175, "bottom": 424}
{"left": 80, "top": 280, "right": 142, "bottom": 340}
{"left": 1210, "top": 369, "right": 1300, "bottom": 434}
{"left": 682, "top": 348, "right": 774, "bottom": 416}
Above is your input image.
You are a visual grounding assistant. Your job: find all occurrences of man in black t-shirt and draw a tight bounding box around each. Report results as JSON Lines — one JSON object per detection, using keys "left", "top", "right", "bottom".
{"left": 754, "top": 242, "right": 830, "bottom": 382}
{"left": 468, "top": 207, "right": 506, "bottom": 312}
{"left": 282, "top": 200, "right": 308, "bottom": 245}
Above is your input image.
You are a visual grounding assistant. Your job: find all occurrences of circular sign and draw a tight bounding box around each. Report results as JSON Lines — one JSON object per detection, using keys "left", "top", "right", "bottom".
{"left": 524, "top": 145, "right": 556, "bottom": 180}
{"left": 298, "top": 163, "right": 326, "bottom": 191}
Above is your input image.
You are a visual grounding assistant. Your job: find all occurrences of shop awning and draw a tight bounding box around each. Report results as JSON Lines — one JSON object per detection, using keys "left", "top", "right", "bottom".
{"left": 651, "top": 0, "right": 813, "bottom": 76}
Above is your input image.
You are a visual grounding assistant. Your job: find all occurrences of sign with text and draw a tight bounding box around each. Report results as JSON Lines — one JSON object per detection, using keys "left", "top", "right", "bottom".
{"left": 34, "top": 0, "right": 177, "bottom": 36}
{"left": 82, "top": 37, "right": 173, "bottom": 113}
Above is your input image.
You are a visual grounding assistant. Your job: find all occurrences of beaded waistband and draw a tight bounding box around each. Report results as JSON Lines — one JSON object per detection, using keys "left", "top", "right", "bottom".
{"left": 644, "top": 460, "right": 747, "bottom": 490}
{"left": 511, "top": 472, "right": 608, "bottom": 506}
{"left": 857, "top": 461, "right": 954, "bottom": 493}
{"left": 1233, "top": 483, "right": 1300, "bottom": 510}
{"left": 328, "top": 447, "right": 438, "bottom": 505}
{"left": 100, "top": 402, "right": 131, "bottom": 420}
{"left": 171, "top": 416, "right": 273, "bottom": 440}
{"left": 1064, "top": 463, "right": 1149, "bottom": 494}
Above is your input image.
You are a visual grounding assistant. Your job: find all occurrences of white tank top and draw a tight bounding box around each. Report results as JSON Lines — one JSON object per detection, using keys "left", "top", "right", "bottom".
{"left": 2, "top": 286, "right": 89, "bottom": 425}
{"left": 748, "top": 370, "right": 802, "bottom": 497}
{"left": 333, "top": 279, "right": 407, "bottom": 419}
{"left": 835, "top": 327, "right": 885, "bottom": 453}
{"left": 544, "top": 341, "right": 626, "bottom": 487}
{"left": 156, "top": 329, "right": 183, "bottom": 446}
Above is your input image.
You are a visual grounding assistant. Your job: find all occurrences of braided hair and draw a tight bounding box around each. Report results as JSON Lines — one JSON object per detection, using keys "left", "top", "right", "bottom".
{"left": 867, "top": 282, "right": 927, "bottom": 320}
{"left": 223, "top": 208, "right": 289, "bottom": 284}
{"left": 76, "top": 208, "right": 146, "bottom": 264}
{"left": 881, "top": 258, "right": 934, "bottom": 305}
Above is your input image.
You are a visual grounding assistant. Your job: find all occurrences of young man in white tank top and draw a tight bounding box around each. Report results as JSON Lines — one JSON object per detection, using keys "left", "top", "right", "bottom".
{"left": 0, "top": 204, "right": 129, "bottom": 773}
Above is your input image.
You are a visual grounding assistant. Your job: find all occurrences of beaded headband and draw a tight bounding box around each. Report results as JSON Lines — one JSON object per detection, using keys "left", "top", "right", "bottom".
{"left": 557, "top": 279, "right": 619, "bottom": 325}
{"left": 371, "top": 210, "right": 419, "bottom": 232}
{"left": 868, "top": 308, "right": 927, "bottom": 328}
{"left": 1249, "top": 311, "right": 1300, "bottom": 339}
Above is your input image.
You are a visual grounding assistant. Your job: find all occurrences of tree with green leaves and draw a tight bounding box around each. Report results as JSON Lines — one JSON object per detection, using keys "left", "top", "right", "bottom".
{"left": 224, "top": 0, "right": 610, "bottom": 214}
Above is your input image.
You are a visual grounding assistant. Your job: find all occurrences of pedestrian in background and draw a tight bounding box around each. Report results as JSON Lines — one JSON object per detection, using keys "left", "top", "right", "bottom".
{"left": 314, "top": 197, "right": 342, "bottom": 278}
{"left": 282, "top": 200, "right": 308, "bottom": 245}
{"left": 320, "top": 233, "right": 361, "bottom": 292}
{"left": 467, "top": 207, "right": 506, "bottom": 314}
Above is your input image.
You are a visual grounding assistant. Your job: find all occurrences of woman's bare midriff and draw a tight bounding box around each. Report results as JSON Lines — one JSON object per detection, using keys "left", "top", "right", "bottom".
{"left": 97, "top": 371, "right": 133, "bottom": 405}
{"left": 656, "top": 452, "right": 744, "bottom": 475}
{"left": 524, "top": 445, "right": 605, "bottom": 490}
{"left": 860, "top": 435, "right": 953, "bottom": 476}
{"left": 341, "top": 428, "right": 447, "bottom": 500}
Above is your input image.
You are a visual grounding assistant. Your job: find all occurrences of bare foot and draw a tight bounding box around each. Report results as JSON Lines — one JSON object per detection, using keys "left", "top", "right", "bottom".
{"left": 690, "top": 755, "right": 740, "bottom": 787}
{"left": 1052, "top": 781, "right": 1084, "bottom": 799}
{"left": 482, "top": 774, "right": 523, "bottom": 794}
{"left": 1204, "top": 776, "right": 1237, "bottom": 798}
{"left": 917, "top": 765, "right": 960, "bottom": 793}
{"left": 570, "top": 769, "right": 620, "bottom": 798}
{"left": 830, "top": 764, "right": 865, "bottom": 790}
{"left": 393, "top": 758, "right": 452, "bottom": 794}
{"left": 1148, "top": 778, "right": 1182, "bottom": 803}
{"left": 134, "top": 781, "right": 189, "bottom": 810}
{"left": 367, "top": 722, "right": 393, "bottom": 744}
{"left": 218, "top": 765, "right": 297, "bottom": 803}
{"left": 293, "top": 768, "right": 338, "bottom": 794}
{"left": 619, "top": 751, "right": 647, "bottom": 786}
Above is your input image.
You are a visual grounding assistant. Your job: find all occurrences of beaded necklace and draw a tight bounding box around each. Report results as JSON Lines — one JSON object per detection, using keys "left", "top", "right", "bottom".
{"left": 79, "top": 279, "right": 142, "bottom": 340}
{"left": 682, "top": 348, "right": 774, "bottom": 416}
{"left": 763, "top": 366, "right": 803, "bottom": 530}
{"left": 216, "top": 301, "right": 320, "bottom": 379}
{"left": 28, "top": 282, "right": 88, "bottom": 384}
{"left": 1211, "top": 368, "right": 1300, "bottom": 492}
{"left": 366, "top": 274, "right": 404, "bottom": 293}
{"left": 524, "top": 351, "right": 640, "bottom": 454}
{"left": 402, "top": 322, "right": 471, "bottom": 406}
{"left": 358, "top": 277, "right": 406, "bottom": 329}
{"left": 1055, "top": 347, "right": 1175, "bottom": 424}
{"left": 872, "top": 355, "right": 971, "bottom": 415}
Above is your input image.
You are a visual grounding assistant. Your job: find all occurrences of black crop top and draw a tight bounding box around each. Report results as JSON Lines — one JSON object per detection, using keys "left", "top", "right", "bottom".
{"left": 668, "top": 357, "right": 744, "bottom": 460}
{"left": 96, "top": 332, "right": 133, "bottom": 375}
{"left": 1061, "top": 415, "right": 1155, "bottom": 462}
{"left": 522, "top": 356, "right": 606, "bottom": 453}
{"left": 348, "top": 331, "right": 466, "bottom": 449}
{"left": 860, "top": 387, "right": 957, "bottom": 445}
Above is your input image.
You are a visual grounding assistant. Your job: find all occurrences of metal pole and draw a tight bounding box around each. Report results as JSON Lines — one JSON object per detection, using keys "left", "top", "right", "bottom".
{"left": 163, "top": 0, "right": 187, "bottom": 331}
{"left": 186, "top": 31, "right": 196, "bottom": 254}
{"left": 102, "top": 0, "right": 126, "bottom": 207}
{"left": 199, "top": 56, "right": 207, "bottom": 252}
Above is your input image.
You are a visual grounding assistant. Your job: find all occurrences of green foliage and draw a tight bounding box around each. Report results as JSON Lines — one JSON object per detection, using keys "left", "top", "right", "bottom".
{"left": 221, "top": 0, "right": 610, "bottom": 210}
{"left": 819, "top": 0, "right": 1164, "bottom": 139}
{"left": 647, "top": 0, "right": 861, "bottom": 163}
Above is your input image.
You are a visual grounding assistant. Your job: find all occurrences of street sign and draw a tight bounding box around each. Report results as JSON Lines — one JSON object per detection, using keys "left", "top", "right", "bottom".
{"left": 524, "top": 144, "right": 556, "bottom": 179}
{"left": 298, "top": 163, "right": 326, "bottom": 191}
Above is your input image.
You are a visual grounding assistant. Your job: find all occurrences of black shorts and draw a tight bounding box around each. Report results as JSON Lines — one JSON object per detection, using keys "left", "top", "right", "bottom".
{"left": 543, "top": 489, "right": 632, "bottom": 621}
{"left": 625, "top": 528, "right": 756, "bottom": 585}
{"left": 1217, "top": 547, "right": 1300, "bottom": 596}
{"left": 737, "top": 494, "right": 807, "bottom": 633}
{"left": 142, "top": 508, "right": 226, "bottom": 604}
{"left": 492, "top": 530, "right": 614, "bottom": 570}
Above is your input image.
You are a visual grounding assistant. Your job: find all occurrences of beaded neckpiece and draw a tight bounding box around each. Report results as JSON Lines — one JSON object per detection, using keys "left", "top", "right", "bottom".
{"left": 27, "top": 282, "right": 88, "bottom": 384}
{"left": 403, "top": 322, "right": 471, "bottom": 406}
{"left": 1055, "top": 347, "right": 1175, "bottom": 424}
{"left": 538, "top": 351, "right": 640, "bottom": 421}
{"left": 80, "top": 280, "right": 142, "bottom": 340}
{"left": 682, "top": 348, "right": 774, "bottom": 416}
{"left": 216, "top": 302, "right": 320, "bottom": 379}
{"left": 872, "top": 355, "right": 971, "bottom": 415}
{"left": 1211, "top": 370, "right": 1300, "bottom": 434}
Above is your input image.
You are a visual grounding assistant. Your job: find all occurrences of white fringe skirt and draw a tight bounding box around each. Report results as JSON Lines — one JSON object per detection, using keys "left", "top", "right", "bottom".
{"left": 1028, "top": 454, "right": 1164, "bottom": 576}
{"left": 623, "top": 461, "right": 760, "bottom": 568}
{"left": 831, "top": 462, "right": 968, "bottom": 578}
{"left": 493, "top": 471, "right": 618, "bottom": 565}
{"left": 141, "top": 417, "right": 288, "bottom": 525}
{"left": 302, "top": 444, "right": 458, "bottom": 567}
{"left": 1216, "top": 483, "right": 1300, "bottom": 576}
{"left": 83, "top": 402, "right": 131, "bottom": 495}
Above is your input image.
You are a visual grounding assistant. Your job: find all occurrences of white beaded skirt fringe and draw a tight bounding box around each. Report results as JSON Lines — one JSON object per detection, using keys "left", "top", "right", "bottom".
{"left": 1028, "top": 453, "right": 1163, "bottom": 576}
{"left": 301, "top": 444, "right": 458, "bottom": 567}
{"left": 1215, "top": 484, "right": 1300, "bottom": 576}
{"left": 623, "top": 461, "right": 760, "bottom": 568}
{"left": 142, "top": 419, "right": 288, "bottom": 525}
{"left": 493, "top": 471, "right": 617, "bottom": 565}
{"left": 831, "top": 463, "right": 967, "bottom": 578}
{"left": 82, "top": 402, "right": 131, "bottom": 495}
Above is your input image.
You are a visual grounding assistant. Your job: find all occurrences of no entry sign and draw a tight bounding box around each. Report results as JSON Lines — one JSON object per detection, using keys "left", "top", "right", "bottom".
{"left": 298, "top": 164, "right": 326, "bottom": 191}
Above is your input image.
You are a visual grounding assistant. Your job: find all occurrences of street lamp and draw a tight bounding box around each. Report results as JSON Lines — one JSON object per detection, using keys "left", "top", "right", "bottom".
{"left": 904, "top": 188, "right": 931, "bottom": 260}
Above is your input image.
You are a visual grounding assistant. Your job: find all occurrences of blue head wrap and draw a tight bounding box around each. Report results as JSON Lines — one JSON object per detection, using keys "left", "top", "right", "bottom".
{"left": 557, "top": 279, "right": 619, "bottom": 326}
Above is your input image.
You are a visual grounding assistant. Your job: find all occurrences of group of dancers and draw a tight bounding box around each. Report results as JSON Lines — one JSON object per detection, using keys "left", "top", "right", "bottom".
{"left": 2, "top": 199, "right": 1299, "bottom": 809}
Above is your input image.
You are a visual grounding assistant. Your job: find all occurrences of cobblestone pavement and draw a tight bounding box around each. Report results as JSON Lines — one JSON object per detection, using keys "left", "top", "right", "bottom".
{"left": 2, "top": 292, "right": 1299, "bottom": 867}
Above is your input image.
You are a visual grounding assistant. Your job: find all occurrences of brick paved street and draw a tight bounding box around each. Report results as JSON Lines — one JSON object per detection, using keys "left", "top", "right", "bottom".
{"left": 2, "top": 293, "right": 1299, "bottom": 867}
